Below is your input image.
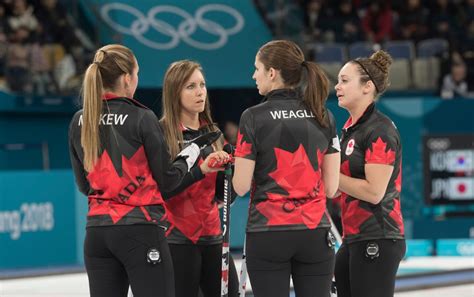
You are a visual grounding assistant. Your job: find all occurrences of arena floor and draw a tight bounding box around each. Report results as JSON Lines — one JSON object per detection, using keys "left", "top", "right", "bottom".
{"left": 1, "top": 256, "right": 473, "bottom": 296}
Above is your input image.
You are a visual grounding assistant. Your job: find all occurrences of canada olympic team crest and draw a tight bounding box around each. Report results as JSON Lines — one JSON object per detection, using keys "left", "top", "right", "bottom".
{"left": 346, "top": 139, "right": 355, "bottom": 156}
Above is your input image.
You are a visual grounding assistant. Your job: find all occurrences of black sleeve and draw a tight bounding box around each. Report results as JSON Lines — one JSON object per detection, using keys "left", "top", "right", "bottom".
{"left": 68, "top": 113, "right": 90, "bottom": 196}
{"left": 140, "top": 110, "right": 205, "bottom": 200}
{"left": 163, "top": 165, "right": 205, "bottom": 199}
{"left": 326, "top": 110, "right": 341, "bottom": 154}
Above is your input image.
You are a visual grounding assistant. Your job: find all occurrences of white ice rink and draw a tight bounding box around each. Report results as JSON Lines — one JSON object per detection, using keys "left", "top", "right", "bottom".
{"left": 1, "top": 273, "right": 473, "bottom": 297}
{"left": 1, "top": 256, "right": 473, "bottom": 297}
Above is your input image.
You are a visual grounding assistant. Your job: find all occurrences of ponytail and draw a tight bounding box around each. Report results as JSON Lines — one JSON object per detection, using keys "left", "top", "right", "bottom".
{"left": 257, "top": 40, "right": 330, "bottom": 127}
{"left": 303, "top": 62, "right": 329, "bottom": 127}
{"left": 81, "top": 63, "right": 103, "bottom": 172}
{"left": 79, "top": 44, "right": 135, "bottom": 172}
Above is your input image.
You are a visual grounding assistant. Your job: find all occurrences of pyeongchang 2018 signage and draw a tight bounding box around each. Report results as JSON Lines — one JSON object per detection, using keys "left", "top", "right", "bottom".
{"left": 0, "top": 170, "right": 78, "bottom": 269}
{"left": 85, "top": 0, "right": 272, "bottom": 88}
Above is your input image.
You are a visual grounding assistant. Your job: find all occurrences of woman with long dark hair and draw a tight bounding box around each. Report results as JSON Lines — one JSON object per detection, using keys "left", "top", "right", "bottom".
{"left": 232, "top": 40, "right": 341, "bottom": 297}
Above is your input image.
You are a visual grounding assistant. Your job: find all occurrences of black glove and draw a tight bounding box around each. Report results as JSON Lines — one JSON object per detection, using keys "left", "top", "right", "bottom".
{"left": 192, "top": 131, "right": 222, "bottom": 149}
{"left": 223, "top": 143, "right": 235, "bottom": 155}
{"left": 176, "top": 131, "right": 222, "bottom": 172}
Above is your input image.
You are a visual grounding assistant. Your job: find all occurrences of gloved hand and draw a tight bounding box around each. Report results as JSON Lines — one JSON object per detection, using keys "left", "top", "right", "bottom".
{"left": 193, "top": 131, "right": 222, "bottom": 149}
{"left": 208, "top": 144, "right": 235, "bottom": 168}
{"left": 208, "top": 155, "right": 234, "bottom": 168}
{"left": 176, "top": 131, "right": 222, "bottom": 172}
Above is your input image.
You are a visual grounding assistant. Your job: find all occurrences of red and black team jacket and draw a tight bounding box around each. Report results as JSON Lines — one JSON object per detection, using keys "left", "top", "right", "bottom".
{"left": 235, "top": 89, "right": 340, "bottom": 233}
{"left": 69, "top": 95, "right": 192, "bottom": 228}
{"left": 163, "top": 124, "right": 225, "bottom": 245}
{"left": 339, "top": 103, "right": 404, "bottom": 243}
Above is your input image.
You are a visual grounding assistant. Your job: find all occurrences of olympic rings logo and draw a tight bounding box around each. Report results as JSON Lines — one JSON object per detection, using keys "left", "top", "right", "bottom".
{"left": 100, "top": 3, "right": 245, "bottom": 50}
{"left": 427, "top": 138, "right": 451, "bottom": 151}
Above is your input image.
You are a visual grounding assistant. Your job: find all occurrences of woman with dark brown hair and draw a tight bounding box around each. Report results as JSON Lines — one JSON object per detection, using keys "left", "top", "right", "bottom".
{"left": 160, "top": 60, "right": 238, "bottom": 297}
{"left": 232, "top": 40, "right": 341, "bottom": 297}
{"left": 334, "top": 50, "right": 405, "bottom": 297}
{"left": 69, "top": 45, "right": 220, "bottom": 297}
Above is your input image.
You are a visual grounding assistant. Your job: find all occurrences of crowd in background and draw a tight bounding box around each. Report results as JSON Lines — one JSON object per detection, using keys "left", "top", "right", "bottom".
{"left": 0, "top": 0, "right": 472, "bottom": 97}
{"left": 254, "top": 0, "right": 474, "bottom": 98}
{"left": 0, "top": 0, "right": 93, "bottom": 95}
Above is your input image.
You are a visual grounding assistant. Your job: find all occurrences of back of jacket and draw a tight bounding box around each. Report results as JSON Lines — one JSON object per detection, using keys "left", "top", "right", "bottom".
{"left": 235, "top": 89, "right": 340, "bottom": 232}
{"left": 69, "top": 96, "right": 188, "bottom": 227}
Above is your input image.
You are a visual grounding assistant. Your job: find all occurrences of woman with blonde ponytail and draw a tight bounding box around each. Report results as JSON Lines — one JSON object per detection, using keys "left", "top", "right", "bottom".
{"left": 68, "top": 45, "right": 221, "bottom": 297}
{"left": 334, "top": 50, "right": 405, "bottom": 297}
{"left": 232, "top": 40, "right": 341, "bottom": 297}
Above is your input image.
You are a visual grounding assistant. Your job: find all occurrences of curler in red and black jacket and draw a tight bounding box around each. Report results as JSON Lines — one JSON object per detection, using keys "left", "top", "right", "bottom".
{"left": 69, "top": 94, "right": 197, "bottom": 229}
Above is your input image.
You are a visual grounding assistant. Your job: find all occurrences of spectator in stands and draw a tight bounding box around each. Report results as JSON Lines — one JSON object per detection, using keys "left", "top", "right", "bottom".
{"left": 7, "top": 0, "right": 39, "bottom": 37}
{"left": 53, "top": 44, "right": 79, "bottom": 94}
{"left": 440, "top": 61, "right": 474, "bottom": 99}
{"left": 459, "top": 0, "right": 474, "bottom": 24}
{"left": 329, "top": 0, "right": 362, "bottom": 44}
{"left": 459, "top": 18, "right": 474, "bottom": 85}
{"left": 304, "top": 0, "right": 331, "bottom": 42}
{"left": 253, "top": 0, "right": 276, "bottom": 33}
{"left": 34, "top": 0, "right": 77, "bottom": 46}
{"left": 397, "top": 0, "right": 430, "bottom": 43}
{"left": 5, "top": 26, "right": 32, "bottom": 93}
{"left": 0, "top": 4, "right": 8, "bottom": 81}
{"left": 30, "top": 41, "right": 55, "bottom": 95}
{"left": 254, "top": 0, "right": 305, "bottom": 39}
{"left": 429, "top": 0, "right": 461, "bottom": 48}
{"left": 361, "top": 0, "right": 394, "bottom": 44}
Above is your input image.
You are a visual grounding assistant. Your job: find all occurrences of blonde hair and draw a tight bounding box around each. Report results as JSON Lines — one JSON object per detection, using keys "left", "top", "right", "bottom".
{"left": 160, "top": 60, "right": 223, "bottom": 158}
{"left": 80, "top": 44, "right": 136, "bottom": 171}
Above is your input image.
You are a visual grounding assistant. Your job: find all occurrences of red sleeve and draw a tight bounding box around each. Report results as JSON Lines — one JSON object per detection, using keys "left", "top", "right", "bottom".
{"left": 234, "top": 109, "right": 257, "bottom": 160}
{"left": 364, "top": 123, "right": 399, "bottom": 166}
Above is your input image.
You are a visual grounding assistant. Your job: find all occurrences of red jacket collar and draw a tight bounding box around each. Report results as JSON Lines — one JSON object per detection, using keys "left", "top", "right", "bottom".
{"left": 180, "top": 119, "right": 209, "bottom": 131}
{"left": 343, "top": 103, "right": 375, "bottom": 130}
{"left": 102, "top": 92, "right": 148, "bottom": 109}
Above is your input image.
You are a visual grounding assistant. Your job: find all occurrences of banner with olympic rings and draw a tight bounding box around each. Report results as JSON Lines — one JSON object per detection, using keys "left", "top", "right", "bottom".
{"left": 82, "top": 0, "right": 272, "bottom": 87}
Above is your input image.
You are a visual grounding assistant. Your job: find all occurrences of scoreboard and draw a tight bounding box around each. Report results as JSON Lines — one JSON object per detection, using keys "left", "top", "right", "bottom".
{"left": 424, "top": 134, "right": 474, "bottom": 204}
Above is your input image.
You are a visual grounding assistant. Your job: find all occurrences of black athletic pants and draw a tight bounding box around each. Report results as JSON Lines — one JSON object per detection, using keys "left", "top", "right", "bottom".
{"left": 335, "top": 239, "right": 406, "bottom": 297}
{"left": 84, "top": 224, "right": 174, "bottom": 297}
{"left": 246, "top": 228, "right": 335, "bottom": 297}
{"left": 169, "top": 243, "right": 239, "bottom": 297}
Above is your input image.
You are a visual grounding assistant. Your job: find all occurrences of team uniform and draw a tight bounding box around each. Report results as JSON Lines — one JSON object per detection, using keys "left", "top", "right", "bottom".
{"left": 163, "top": 124, "right": 238, "bottom": 297}
{"left": 235, "top": 89, "right": 340, "bottom": 297}
{"left": 334, "top": 103, "right": 406, "bottom": 297}
{"left": 69, "top": 94, "right": 192, "bottom": 297}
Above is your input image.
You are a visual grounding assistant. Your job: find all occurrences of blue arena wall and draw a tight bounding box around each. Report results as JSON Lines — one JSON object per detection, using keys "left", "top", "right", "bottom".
{"left": 0, "top": 170, "right": 79, "bottom": 269}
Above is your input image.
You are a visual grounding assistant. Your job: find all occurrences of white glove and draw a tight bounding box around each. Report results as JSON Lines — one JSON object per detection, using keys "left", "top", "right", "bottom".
{"left": 177, "top": 143, "right": 200, "bottom": 172}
